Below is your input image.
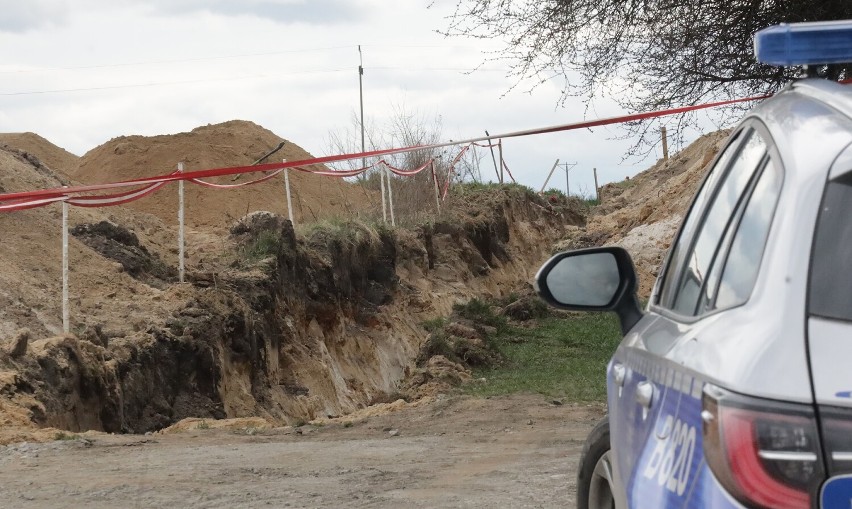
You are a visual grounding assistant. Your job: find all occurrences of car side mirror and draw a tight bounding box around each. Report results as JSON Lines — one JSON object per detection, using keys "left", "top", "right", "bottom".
{"left": 535, "top": 246, "right": 643, "bottom": 336}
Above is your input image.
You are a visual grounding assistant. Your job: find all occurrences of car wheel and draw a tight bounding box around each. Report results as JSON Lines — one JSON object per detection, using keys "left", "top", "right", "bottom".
{"left": 577, "top": 417, "right": 615, "bottom": 509}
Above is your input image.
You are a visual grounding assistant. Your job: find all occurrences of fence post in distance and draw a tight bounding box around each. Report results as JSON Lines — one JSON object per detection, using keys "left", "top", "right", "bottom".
{"left": 386, "top": 165, "right": 396, "bottom": 227}
{"left": 540, "top": 158, "right": 561, "bottom": 194}
{"left": 283, "top": 159, "right": 294, "bottom": 226}
{"left": 431, "top": 160, "right": 441, "bottom": 214}
{"left": 178, "top": 162, "right": 185, "bottom": 284}
{"left": 593, "top": 167, "right": 600, "bottom": 201}
{"left": 61, "top": 189, "right": 69, "bottom": 334}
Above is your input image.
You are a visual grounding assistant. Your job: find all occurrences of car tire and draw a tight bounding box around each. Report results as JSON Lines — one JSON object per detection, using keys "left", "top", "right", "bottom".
{"left": 577, "top": 417, "right": 616, "bottom": 509}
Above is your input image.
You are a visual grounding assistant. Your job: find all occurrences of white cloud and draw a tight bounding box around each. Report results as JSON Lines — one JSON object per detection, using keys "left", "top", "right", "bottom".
{"left": 0, "top": 0, "right": 708, "bottom": 194}
{"left": 136, "top": 0, "right": 364, "bottom": 24}
{"left": 0, "top": 1, "right": 69, "bottom": 33}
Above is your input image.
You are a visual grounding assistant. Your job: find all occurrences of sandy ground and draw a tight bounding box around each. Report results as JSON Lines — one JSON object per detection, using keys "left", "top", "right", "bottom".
{"left": 0, "top": 394, "right": 605, "bottom": 509}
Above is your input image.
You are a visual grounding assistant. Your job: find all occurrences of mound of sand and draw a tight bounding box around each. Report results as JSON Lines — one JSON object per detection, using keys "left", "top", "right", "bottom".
{"left": 71, "top": 120, "right": 378, "bottom": 229}
{"left": 0, "top": 132, "right": 79, "bottom": 176}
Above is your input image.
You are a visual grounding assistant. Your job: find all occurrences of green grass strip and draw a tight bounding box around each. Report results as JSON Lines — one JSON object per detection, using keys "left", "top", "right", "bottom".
{"left": 465, "top": 312, "right": 621, "bottom": 402}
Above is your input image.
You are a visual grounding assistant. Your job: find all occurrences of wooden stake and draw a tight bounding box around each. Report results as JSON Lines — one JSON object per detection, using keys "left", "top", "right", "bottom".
{"left": 539, "top": 159, "right": 560, "bottom": 193}
{"left": 593, "top": 167, "right": 600, "bottom": 201}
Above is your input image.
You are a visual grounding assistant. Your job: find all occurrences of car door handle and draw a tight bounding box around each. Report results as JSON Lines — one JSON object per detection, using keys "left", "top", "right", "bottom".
{"left": 636, "top": 381, "right": 654, "bottom": 417}
{"left": 613, "top": 363, "right": 627, "bottom": 387}
{"left": 612, "top": 363, "right": 627, "bottom": 398}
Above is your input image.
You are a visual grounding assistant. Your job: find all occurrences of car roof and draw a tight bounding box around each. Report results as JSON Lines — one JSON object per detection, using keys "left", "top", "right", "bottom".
{"left": 745, "top": 78, "right": 852, "bottom": 185}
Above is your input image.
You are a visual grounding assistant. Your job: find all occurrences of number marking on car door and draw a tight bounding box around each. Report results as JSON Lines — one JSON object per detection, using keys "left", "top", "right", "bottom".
{"left": 642, "top": 415, "right": 697, "bottom": 496}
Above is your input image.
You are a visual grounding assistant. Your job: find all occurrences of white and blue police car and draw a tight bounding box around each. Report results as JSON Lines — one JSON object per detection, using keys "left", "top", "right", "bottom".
{"left": 535, "top": 20, "right": 852, "bottom": 509}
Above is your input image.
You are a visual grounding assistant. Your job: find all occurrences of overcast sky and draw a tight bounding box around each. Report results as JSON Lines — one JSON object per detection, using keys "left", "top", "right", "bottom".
{"left": 0, "top": 0, "right": 718, "bottom": 196}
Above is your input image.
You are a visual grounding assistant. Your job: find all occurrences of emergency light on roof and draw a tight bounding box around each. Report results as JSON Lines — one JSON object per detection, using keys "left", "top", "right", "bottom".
{"left": 754, "top": 19, "right": 852, "bottom": 66}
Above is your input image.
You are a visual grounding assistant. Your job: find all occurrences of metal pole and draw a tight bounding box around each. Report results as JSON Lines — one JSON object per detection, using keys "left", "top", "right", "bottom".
{"left": 178, "top": 162, "right": 185, "bottom": 284}
{"left": 386, "top": 166, "right": 395, "bottom": 227}
{"left": 565, "top": 164, "right": 570, "bottom": 197}
{"left": 358, "top": 45, "right": 366, "bottom": 174}
{"left": 284, "top": 159, "right": 294, "bottom": 225}
{"left": 485, "top": 130, "right": 499, "bottom": 182}
{"left": 661, "top": 126, "right": 669, "bottom": 160}
{"left": 61, "top": 191, "right": 69, "bottom": 334}
{"left": 498, "top": 140, "right": 504, "bottom": 184}
{"left": 539, "top": 158, "right": 561, "bottom": 193}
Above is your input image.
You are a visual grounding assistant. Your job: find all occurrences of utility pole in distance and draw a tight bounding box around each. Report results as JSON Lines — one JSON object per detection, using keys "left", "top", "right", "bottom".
{"left": 563, "top": 162, "right": 577, "bottom": 197}
{"left": 358, "top": 45, "right": 366, "bottom": 172}
{"left": 358, "top": 45, "right": 386, "bottom": 222}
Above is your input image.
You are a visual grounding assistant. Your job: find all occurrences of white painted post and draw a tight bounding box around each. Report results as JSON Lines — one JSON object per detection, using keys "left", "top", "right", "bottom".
{"left": 386, "top": 166, "right": 395, "bottom": 227}
{"left": 61, "top": 190, "right": 69, "bottom": 334}
{"left": 661, "top": 126, "right": 669, "bottom": 160}
{"left": 431, "top": 161, "right": 441, "bottom": 214}
{"left": 379, "top": 162, "right": 388, "bottom": 223}
{"left": 284, "top": 159, "right": 294, "bottom": 225}
{"left": 178, "top": 162, "right": 185, "bottom": 284}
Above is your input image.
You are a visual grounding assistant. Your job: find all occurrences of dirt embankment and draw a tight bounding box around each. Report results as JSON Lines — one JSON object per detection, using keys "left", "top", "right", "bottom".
{"left": 0, "top": 119, "right": 725, "bottom": 444}
{"left": 0, "top": 127, "right": 585, "bottom": 442}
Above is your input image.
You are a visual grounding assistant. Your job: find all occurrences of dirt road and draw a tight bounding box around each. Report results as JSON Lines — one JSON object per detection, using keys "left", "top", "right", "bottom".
{"left": 0, "top": 394, "right": 605, "bottom": 509}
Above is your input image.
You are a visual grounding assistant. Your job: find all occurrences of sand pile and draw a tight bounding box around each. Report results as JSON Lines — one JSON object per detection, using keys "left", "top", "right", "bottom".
{"left": 70, "top": 120, "right": 377, "bottom": 229}
{"left": 0, "top": 132, "right": 80, "bottom": 176}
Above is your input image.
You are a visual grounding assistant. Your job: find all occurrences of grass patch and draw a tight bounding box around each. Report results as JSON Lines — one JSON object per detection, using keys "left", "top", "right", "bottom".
{"left": 240, "top": 230, "right": 280, "bottom": 263}
{"left": 54, "top": 431, "right": 80, "bottom": 441}
{"left": 464, "top": 312, "right": 621, "bottom": 402}
{"left": 452, "top": 297, "right": 506, "bottom": 330}
{"left": 421, "top": 317, "right": 446, "bottom": 333}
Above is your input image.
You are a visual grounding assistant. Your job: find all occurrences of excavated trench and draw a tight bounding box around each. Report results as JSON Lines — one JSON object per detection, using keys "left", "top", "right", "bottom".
{"left": 3, "top": 188, "right": 584, "bottom": 435}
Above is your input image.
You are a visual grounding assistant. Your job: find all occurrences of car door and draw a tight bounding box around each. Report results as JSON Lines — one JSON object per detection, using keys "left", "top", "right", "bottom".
{"left": 611, "top": 124, "right": 781, "bottom": 508}
{"left": 807, "top": 149, "right": 852, "bottom": 504}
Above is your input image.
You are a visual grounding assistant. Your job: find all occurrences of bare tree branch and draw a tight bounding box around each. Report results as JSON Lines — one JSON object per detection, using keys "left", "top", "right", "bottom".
{"left": 439, "top": 0, "right": 852, "bottom": 155}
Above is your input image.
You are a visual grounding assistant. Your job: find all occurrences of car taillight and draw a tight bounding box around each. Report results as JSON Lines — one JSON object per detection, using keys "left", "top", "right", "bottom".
{"left": 702, "top": 385, "right": 824, "bottom": 509}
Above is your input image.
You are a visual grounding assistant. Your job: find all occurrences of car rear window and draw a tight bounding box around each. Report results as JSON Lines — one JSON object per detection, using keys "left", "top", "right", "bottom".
{"left": 810, "top": 174, "right": 852, "bottom": 322}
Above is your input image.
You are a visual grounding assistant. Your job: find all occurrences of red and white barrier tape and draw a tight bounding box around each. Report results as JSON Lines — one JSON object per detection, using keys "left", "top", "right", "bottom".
{"left": 190, "top": 169, "right": 283, "bottom": 189}
{"left": 0, "top": 93, "right": 770, "bottom": 212}
{"left": 378, "top": 158, "right": 433, "bottom": 176}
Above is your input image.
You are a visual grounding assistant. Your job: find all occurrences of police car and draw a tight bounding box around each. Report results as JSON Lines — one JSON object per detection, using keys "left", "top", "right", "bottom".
{"left": 535, "top": 20, "right": 852, "bottom": 509}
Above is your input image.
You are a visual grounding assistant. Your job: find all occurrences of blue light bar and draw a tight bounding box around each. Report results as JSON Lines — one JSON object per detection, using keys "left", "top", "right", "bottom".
{"left": 754, "top": 20, "right": 852, "bottom": 66}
